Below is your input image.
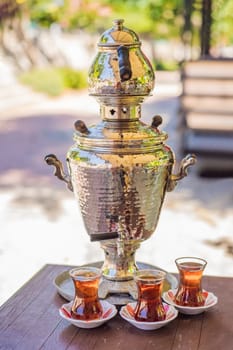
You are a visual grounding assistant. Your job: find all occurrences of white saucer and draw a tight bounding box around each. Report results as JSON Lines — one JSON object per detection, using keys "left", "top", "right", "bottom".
{"left": 119, "top": 302, "right": 178, "bottom": 330}
{"left": 162, "top": 289, "right": 218, "bottom": 315}
{"left": 59, "top": 300, "right": 117, "bottom": 329}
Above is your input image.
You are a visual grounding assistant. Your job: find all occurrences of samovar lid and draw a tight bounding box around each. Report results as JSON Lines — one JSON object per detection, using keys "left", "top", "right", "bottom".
{"left": 89, "top": 19, "right": 155, "bottom": 99}
{"left": 98, "top": 19, "right": 140, "bottom": 47}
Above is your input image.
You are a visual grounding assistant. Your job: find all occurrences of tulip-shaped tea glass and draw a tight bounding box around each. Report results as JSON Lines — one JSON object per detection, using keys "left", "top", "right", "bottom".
{"left": 69, "top": 267, "right": 103, "bottom": 320}
{"left": 174, "top": 257, "right": 207, "bottom": 307}
{"left": 134, "top": 269, "right": 166, "bottom": 322}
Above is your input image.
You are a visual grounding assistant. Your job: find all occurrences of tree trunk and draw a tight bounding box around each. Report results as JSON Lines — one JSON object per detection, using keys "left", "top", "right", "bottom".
{"left": 182, "top": 0, "right": 194, "bottom": 61}
{"left": 0, "top": 24, "right": 23, "bottom": 71}
{"left": 200, "top": 0, "right": 212, "bottom": 57}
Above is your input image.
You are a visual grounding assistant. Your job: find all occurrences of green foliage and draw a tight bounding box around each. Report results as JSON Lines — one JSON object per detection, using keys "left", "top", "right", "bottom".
{"left": 102, "top": 0, "right": 183, "bottom": 38}
{"left": 63, "top": 5, "right": 101, "bottom": 31}
{"left": 26, "top": 0, "right": 65, "bottom": 28}
{"left": 20, "top": 68, "right": 64, "bottom": 96}
{"left": 15, "top": 0, "right": 233, "bottom": 46}
{"left": 59, "top": 67, "right": 87, "bottom": 89}
{"left": 154, "top": 60, "right": 179, "bottom": 71}
{"left": 19, "top": 67, "right": 88, "bottom": 96}
{"left": 212, "top": 0, "right": 233, "bottom": 45}
{"left": 5, "top": 0, "right": 233, "bottom": 60}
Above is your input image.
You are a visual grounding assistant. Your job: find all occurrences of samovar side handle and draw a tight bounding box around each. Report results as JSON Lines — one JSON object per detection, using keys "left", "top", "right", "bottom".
{"left": 167, "top": 154, "right": 196, "bottom": 192}
{"left": 44, "top": 154, "right": 73, "bottom": 192}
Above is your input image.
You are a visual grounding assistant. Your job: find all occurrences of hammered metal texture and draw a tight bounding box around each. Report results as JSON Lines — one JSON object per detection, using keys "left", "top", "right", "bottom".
{"left": 69, "top": 148, "right": 173, "bottom": 242}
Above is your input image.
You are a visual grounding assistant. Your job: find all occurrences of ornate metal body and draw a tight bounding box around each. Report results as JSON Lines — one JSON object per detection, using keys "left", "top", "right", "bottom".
{"left": 45, "top": 19, "right": 195, "bottom": 283}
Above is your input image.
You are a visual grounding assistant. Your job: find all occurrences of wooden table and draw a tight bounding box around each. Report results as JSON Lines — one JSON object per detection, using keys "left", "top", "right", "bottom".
{"left": 0, "top": 264, "right": 232, "bottom": 350}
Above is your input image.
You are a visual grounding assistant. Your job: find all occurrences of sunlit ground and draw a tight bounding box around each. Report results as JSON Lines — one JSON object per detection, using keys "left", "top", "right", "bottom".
{"left": 0, "top": 70, "right": 232, "bottom": 306}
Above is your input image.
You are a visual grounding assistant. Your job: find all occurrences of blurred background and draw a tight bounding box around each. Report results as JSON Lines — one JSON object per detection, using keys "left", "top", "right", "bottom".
{"left": 0, "top": 0, "right": 232, "bottom": 305}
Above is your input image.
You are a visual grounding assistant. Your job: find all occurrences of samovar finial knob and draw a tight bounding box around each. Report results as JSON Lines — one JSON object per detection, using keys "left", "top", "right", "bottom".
{"left": 113, "top": 19, "right": 124, "bottom": 29}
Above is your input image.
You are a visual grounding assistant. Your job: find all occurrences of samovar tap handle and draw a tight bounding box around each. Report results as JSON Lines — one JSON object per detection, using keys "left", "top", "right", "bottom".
{"left": 167, "top": 154, "right": 196, "bottom": 192}
{"left": 44, "top": 154, "right": 73, "bottom": 191}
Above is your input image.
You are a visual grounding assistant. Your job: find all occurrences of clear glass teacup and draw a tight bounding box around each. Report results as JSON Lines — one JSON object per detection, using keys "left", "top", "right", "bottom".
{"left": 133, "top": 269, "right": 166, "bottom": 322}
{"left": 69, "top": 266, "right": 103, "bottom": 320}
{"left": 174, "top": 257, "right": 207, "bottom": 307}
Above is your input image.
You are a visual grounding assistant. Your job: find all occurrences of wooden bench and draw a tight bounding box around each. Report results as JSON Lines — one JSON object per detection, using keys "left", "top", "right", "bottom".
{"left": 180, "top": 59, "right": 233, "bottom": 176}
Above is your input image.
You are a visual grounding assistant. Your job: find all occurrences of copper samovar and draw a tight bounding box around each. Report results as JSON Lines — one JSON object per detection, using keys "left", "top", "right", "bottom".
{"left": 45, "top": 19, "right": 195, "bottom": 299}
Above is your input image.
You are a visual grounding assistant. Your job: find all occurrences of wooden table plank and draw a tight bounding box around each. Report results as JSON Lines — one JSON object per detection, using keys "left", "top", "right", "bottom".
{"left": 0, "top": 265, "right": 64, "bottom": 349}
{"left": 198, "top": 277, "right": 233, "bottom": 350}
{"left": 172, "top": 313, "right": 204, "bottom": 350}
{"left": 0, "top": 264, "right": 232, "bottom": 350}
{"left": 0, "top": 264, "right": 56, "bottom": 332}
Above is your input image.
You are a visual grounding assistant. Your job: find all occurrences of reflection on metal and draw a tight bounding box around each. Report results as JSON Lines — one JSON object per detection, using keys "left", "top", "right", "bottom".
{"left": 45, "top": 19, "right": 196, "bottom": 283}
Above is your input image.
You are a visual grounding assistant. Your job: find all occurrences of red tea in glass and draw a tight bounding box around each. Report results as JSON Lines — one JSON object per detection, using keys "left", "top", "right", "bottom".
{"left": 69, "top": 267, "right": 103, "bottom": 320}
{"left": 134, "top": 269, "right": 166, "bottom": 322}
{"left": 174, "top": 257, "right": 207, "bottom": 307}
